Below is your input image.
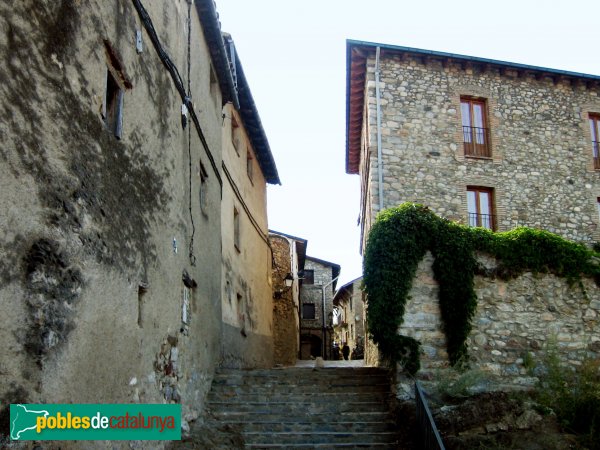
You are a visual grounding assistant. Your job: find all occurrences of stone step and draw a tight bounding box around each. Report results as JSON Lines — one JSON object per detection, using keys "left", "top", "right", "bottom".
{"left": 216, "top": 367, "right": 390, "bottom": 377}
{"left": 243, "top": 431, "right": 399, "bottom": 445}
{"left": 208, "top": 411, "right": 393, "bottom": 423}
{"left": 209, "top": 401, "right": 388, "bottom": 414}
{"left": 209, "top": 420, "right": 397, "bottom": 433}
{"left": 207, "top": 391, "right": 391, "bottom": 403}
{"left": 245, "top": 444, "right": 399, "bottom": 449}
{"left": 210, "top": 382, "right": 391, "bottom": 394}
{"left": 205, "top": 367, "right": 400, "bottom": 446}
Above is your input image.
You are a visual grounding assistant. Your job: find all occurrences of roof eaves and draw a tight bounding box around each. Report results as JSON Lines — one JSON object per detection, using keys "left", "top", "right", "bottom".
{"left": 223, "top": 35, "right": 281, "bottom": 185}
{"left": 195, "top": 0, "right": 239, "bottom": 110}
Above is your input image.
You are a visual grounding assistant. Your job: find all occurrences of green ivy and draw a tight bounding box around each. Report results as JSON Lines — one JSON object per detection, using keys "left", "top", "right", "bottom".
{"left": 363, "top": 203, "right": 600, "bottom": 374}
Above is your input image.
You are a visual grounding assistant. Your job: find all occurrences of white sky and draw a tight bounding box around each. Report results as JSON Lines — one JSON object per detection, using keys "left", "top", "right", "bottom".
{"left": 214, "top": 0, "right": 600, "bottom": 285}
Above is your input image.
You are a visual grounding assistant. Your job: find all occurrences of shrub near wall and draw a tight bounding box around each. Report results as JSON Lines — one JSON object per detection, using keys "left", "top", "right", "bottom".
{"left": 363, "top": 203, "right": 600, "bottom": 375}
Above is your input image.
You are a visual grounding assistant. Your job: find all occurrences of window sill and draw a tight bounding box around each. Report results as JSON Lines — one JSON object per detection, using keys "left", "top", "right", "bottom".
{"left": 465, "top": 155, "right": 493, "bottom": 161}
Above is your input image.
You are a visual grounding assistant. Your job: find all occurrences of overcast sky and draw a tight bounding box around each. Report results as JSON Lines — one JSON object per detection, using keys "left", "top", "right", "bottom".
{"left": 214, "top": 0, "right": 600, "bottom": 285}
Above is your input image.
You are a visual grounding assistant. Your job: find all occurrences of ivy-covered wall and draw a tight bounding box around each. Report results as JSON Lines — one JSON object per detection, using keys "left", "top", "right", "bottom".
{"left": 363, "top": 203, "right": 600, "bottom": 378}
{"left": 400, "top": 252, "right": 600, "bottom": 381}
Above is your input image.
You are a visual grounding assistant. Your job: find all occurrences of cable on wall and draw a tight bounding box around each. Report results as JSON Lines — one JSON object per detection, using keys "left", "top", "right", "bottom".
{"left": 131, "top": 0, "right": 223, "bottom": 191}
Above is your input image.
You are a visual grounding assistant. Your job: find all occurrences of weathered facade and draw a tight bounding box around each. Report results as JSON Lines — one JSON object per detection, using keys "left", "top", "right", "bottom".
{"left": 299, "top": 256, "right": 340, "bottom": 359}
{"left": 219, "top": 37, "right": 280, "bottom": 369}
{"left": 0, "top": 0, "right": 278, "bottom": 441}
{"left": 346, "top": 40, "right": 600, "bottom": 373}
{"left": 269, "top": 231, "right": 307, "bottom": 366}
{"left": 333, "top": 277, "right": 365, "bottom": 359}
{"left": 346, "top": 40, "right": 600, "bottom": 253}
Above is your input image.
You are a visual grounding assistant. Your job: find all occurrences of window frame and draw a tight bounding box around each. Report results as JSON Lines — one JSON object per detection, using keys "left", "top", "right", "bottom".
{"left": 467, "top": 186, "right": 496, "bottom": 230}
{"left": 590, "top": 114, "right": 600, "bottom": 170}
{"left": 302, "top": 303, "right": 316, "bottom": 320}
{"left": 246, "top": 150, "right": 254, "bottom": 183}
{"left": 199, "top": 162, "right": 208, "bottom": 216}
{"left": 103, "top": 68, "right": 125, "bottom": 139}
{"left": 302, "top": 269, "right": 314, "bottom": 285}
{"left": 233, "top": 207, "right": 240, "bottom": 252}
{"left": 461, "top": 97, "right": 491, "bottom": 158}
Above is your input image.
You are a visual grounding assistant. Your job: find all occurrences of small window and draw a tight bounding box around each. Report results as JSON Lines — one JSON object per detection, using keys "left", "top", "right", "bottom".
{"left": 461, "top": 97, "right": 490, "bottom": 157}
{"left": 302, "top": 303, "right": 316, "bottom": 320}
{"left": 246, "top": 151, "right": 254, "bottom": 182}
{"left": 303, "top": 270, "right": 314, "bottom": 285}
{"left": 210, "top": 66, "right": 219, "bottom": 109}
{"left": 104, "top": 69, "right": 124, "bottom": 139}
{"left": 233, "top": 207, "right": 240, "bottom": 251}
{"left": 467, "top": 186, "right": 495, "bottom": 230}
{"left": 199, "top": 162, "right": 208, "bottom": 215}
{"left": 590, "top": 114, "right": 600, "bottom": 169}
{"left": 231, "top": 116, "right": 241, "bottom": 156}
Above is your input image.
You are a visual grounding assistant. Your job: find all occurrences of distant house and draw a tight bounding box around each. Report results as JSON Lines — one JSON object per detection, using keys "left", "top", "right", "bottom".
{"left": 269, "top": 231, "right": 308, "bottom": 366}
{"left": 333, "top": 277, "right": 365, "bottom": 359}
{"left": 345, "top": 40, "right": 600, "bottom": 374}
{"left": 299, "top": 256, "right": 341, "bottom": 359}
{"left": 346, "top": 40, "right": 600, "bottom": 253}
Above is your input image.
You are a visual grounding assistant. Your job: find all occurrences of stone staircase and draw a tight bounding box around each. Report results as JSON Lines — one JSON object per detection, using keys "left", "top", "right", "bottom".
{"left": 205, "top": 366, "right": 400, "bottom": 449}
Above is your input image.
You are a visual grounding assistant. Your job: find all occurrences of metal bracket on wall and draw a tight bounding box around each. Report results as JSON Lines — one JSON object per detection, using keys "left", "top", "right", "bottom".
{"left": 136, "top": 30, "right": 143, "bottom": 53}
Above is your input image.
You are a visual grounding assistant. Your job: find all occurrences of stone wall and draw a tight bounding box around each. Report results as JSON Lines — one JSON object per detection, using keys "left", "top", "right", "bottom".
{"left": 359, "top": 51, "right": 600, "bottom": 252}
{"left": 270, "top": 234, "right": 300, "bottom": 366}
{"left": 397, "top": 252, "right": 600, "bottom": 381}
{"left": 0, "top": 0, "right": 221, "bottom": 441}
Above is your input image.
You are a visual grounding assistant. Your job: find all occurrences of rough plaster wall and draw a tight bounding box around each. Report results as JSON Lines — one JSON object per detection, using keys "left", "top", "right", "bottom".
{"left": 399, "top": 252, "right": 600, "bottom": 383}
{"left": 363, "top": 53, "right": 600, "bottom": 244}
{"left": 0, "top": 0, "right": 223, "bottom": 441}
{"left": 220, "top": 103, "right": 273, "bottom": 369}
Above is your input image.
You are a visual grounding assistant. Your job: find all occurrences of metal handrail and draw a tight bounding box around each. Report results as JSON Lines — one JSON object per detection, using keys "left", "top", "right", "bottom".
{"left": 462, "top": 126, "right": 491, "bottom": 157}
{"left": 415, "top": 381, "right": 446, "bottom": 450}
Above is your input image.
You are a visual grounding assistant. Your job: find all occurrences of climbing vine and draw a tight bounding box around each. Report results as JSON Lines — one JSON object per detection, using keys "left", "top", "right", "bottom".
{"left": 363, "top": 203, "right": 600, "bottom": 375}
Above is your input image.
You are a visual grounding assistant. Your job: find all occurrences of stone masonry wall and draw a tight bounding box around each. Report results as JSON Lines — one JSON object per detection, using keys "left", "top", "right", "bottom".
{"left": 362, "top": 52, "right": 600, "bottom": 246}
{"left": 271, "top": 235, "right": 300, "bottom": 366}
{"left": 399, "top": 252, "right": 600, "bottom": 382}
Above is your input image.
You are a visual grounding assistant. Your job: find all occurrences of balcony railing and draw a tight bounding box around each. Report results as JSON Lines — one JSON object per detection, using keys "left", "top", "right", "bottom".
{"left": 468, "top": 213, "right": 495, "bottom": 230}
{"left": 463, "top": 126, "right": 491, "bottom": 157}
{"left": 593, "top": 141, "right": 600, "bottom": 170}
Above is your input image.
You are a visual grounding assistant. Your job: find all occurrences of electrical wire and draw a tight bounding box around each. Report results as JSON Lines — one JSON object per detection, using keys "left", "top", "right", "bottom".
{"left": 132, "top": 0, "right": 222, "bottom": 191}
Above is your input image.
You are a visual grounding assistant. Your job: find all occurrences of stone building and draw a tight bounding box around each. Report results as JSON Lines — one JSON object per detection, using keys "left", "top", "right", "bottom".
{"left": 0, "top": 0, "right": 278, "bottom": 439}
{"left": 346, "top": 40, "right": 600, "bottom": 253}
{"left": 345, "top": 40, "right": 600, "bottom": 374}
{"left": 333, "top": 277, "right": 365, "bottom": 359}
{"left": 269, "top": 231, "right": 308, "bottom": 366}
{"left": 219, "top": 36, "right": 280, "bottom": 369}
{"left": 299, "top": 256, "right": 341, "bottom": 359}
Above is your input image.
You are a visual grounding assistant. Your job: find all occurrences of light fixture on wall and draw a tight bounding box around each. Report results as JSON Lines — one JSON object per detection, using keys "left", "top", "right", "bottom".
{"left": 284, "top": 273, "right": 294, "bottom": 288}
{"left": 273, "top": 273, "right": 295, "bottom": 299}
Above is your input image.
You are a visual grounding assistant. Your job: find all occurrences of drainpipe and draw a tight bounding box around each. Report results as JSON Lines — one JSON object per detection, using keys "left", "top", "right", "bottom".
{"left": 375, "top": 46, "right": 384, "bottom": 211}
{"left": 321, "top": 275, "right": 340, "bottom": 359}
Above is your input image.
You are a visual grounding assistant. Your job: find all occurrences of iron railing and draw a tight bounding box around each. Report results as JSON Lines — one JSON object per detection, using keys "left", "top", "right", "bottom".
{"left": 593, "top": 141, "right": 600, "bottom": 170}
{"left": 468, "top": 213, "right": 495, "bottom": 230}
{"left": 462, "top": 126, "right": 491, "bottom": 157}
{"left": 415, "top": 381, "right": 446, "bottom": 450}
